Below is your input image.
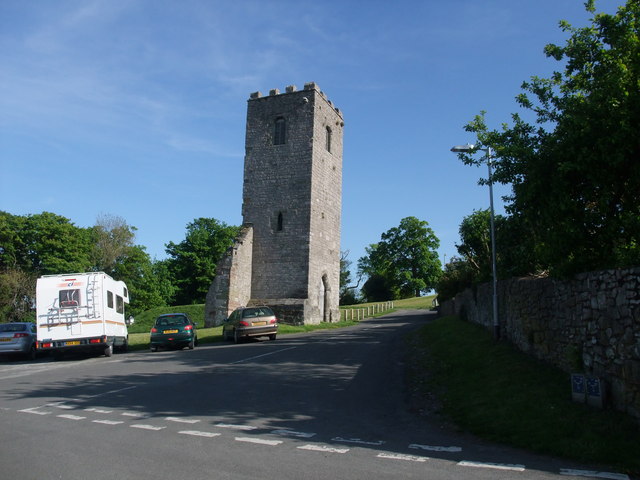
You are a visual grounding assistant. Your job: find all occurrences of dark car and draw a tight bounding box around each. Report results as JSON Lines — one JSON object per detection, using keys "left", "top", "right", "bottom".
{"left": 0, "top": 322, "right": 37, "bottom": 360}
{"left": 150, "top": 314, "right": 198, "bottom": 352}
{"left": 222, "top": 306, "right": 278, "bottom": 343}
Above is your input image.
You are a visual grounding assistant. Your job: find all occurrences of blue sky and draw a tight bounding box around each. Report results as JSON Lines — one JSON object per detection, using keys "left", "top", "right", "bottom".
{"left": 0, "top": 1, "right": 616, "bottom": 277}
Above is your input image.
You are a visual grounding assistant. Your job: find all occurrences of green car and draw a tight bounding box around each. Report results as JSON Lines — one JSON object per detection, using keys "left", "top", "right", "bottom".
{"left": 150, "top": 313, "right": 198, "bottom": 351}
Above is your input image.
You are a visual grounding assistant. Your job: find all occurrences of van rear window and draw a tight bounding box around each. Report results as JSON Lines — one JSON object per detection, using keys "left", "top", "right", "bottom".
{"left": 60, "top": 289, "right": 80, "bottom": 307}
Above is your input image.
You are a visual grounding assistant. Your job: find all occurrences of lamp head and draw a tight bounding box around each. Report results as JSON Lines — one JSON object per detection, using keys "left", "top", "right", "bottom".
{"left": 450, "top": 144, "right": 476, "bottom": 153}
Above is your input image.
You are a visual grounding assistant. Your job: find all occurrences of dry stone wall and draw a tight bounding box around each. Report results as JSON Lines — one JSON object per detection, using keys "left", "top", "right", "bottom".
{"left": 439, "top": 267, "right": 640, "bottom": 421}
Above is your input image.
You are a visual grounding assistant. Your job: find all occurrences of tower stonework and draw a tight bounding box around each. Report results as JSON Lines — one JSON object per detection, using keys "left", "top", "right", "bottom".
{"left": 205, "top": 82, "right": 343, "bottom": 326}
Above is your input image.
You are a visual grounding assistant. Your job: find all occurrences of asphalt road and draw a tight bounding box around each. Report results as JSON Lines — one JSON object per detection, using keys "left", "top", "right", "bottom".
{"left": 0, "top": 310, "right": 628, "bottom": 480}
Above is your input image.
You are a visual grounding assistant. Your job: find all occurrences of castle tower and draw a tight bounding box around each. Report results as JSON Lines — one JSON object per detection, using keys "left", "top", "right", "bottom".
{"left": 205, "top": 82, "right": 343, "bottom": 326}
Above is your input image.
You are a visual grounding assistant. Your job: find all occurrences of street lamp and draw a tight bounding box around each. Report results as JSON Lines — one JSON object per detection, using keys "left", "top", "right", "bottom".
{"left": 451, "top": 144, "right": 500, "bottom": 340}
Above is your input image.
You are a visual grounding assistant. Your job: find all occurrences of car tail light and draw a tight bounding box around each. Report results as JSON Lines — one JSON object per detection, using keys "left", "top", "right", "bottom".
{"left": 269, "top": 319, "right": 277, "bottom": 324}
{"left": 89, "top": 338, "right": 102, "bottom": 344}
{"left": 151, "top": 327, "right": 158, "bottom": 333}
{"left": 14, "top": 333, "right": 29, "bottom": 338}
{"left": 184, "top": 325, "right": 193, "bottom": 331}
{"left": 239, "top": 320, "right": 250, "bottom": 327}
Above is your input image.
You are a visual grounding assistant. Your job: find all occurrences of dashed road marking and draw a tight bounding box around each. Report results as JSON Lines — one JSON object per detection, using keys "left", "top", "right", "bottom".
{"left": 131, "top": 424, "right": 166, "bottom": 431}
{"left": 271, "top": 429, "right": 316, "bottom": 438}
{"left": 179, "top": 430, "right": 221, "bottom": 438}
{"left": 560, "top": 469, "right": 630, "bottom": 480}
{"left": 409, "top": 443, "right": 462, "bottom": 453}
{"left": 215, "top": 423, "right": 257, "bottom": 431}
{"left": 165, "top": 416, "right": 200, "bottom": 424}
{"left": 57, "top": 414, "right": 85, "bottom": 421}
{"left": 18, "top": 408, "right": 50, "bottom": 415}
{"left": 378, "top": 452, "right": 428, "bottom": 463}
{"left": 332, "top": 436, "right": 385, "bottom": 446}
{"left": 458, "top": 460, "right": 526, "bottom": 472}
{"left": 85, "top": 408, "right": 113, "bottom": 414}
{"left": 93, "top": 419, "right": 124, "bottom": 425}
{"left": 235, "top": 437, "right": 282, "bottom": 446}
{"left": 298, "top": 444, "right": 350, "bottom": 454}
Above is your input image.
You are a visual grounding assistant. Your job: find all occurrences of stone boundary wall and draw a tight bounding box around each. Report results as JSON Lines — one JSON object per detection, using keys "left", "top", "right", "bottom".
{"left": 439, "top": 267, "right": 640, "bottom": 421}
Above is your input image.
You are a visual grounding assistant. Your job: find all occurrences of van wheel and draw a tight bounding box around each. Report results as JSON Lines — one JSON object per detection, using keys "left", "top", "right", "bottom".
{"left": 104, "top": 344, "right": 113, "bottom": 357}
{"left": 268, "top": 334, "right": 277, "bottom": 341}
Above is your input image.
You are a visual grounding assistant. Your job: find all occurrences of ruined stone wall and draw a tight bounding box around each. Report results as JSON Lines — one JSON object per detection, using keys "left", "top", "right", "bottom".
{"left": 439, "top": 267, "right": 640, "bottom": 421}
{"left": 204, "top": 225, "right": 253, "bottom": 327}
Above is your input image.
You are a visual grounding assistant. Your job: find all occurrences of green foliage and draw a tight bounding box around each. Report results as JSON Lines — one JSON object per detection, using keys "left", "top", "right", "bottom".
{"left": 165, "top": 218, "right": 240, "bottom": 305}
{"left": 458, "top": 1, "right": 640, "bottom": 276}
{"left": 358, "top": 217, "right": 441, "bottom": 301}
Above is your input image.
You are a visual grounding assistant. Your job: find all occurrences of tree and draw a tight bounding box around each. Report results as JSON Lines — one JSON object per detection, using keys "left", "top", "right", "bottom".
{"left": 112, "top": 245, "right": 174, "bottom": 316}
{"left": 339, "top": 250, "right": 360, "bottom": 305}
{"left": 358, "top": 217, "right": 441, "bottom": 300}
{"left": 91, "top": 214, "right": 136, "bottom": 275}
{"left": 458, "top": 1, "right": 640, "bottom": 276}
{"left": 165, "top": 218, "right": 240, "bottom": 305}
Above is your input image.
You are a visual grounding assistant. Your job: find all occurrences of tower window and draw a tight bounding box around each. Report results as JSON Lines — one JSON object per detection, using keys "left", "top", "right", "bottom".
{"left": 277, "top": 212, "right": 284, "bottom": 231}
{"left": 326, "top": 126, "right": 332, "bottom": 152}
{"left": 274, "top": 117, "right": 286, "bottom": 145}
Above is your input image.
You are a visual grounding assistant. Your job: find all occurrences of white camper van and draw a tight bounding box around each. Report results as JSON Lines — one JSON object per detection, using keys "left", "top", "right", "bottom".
{"left": 36, "top": 272, "right": 129, "bottom": 358}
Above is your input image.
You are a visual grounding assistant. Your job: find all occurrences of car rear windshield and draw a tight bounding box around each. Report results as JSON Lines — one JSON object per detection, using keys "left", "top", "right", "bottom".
{"left": 0, "top": 324, "right": 28, "bottom": 332}
{"left": 155, "top": 315, "right": 188, "bottom": 326}
{"left": 242, "top": 307, "right": 274, "bottom": 318}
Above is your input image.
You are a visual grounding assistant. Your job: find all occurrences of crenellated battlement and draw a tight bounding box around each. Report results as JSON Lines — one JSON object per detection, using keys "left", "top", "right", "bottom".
{"left": 249, "top": 82, "right": 341, "bottom": 117}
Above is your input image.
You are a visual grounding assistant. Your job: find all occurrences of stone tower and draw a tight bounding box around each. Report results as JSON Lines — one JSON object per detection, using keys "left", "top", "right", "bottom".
{"left": 205, "top": 82, "right": 344, "bottom": 326}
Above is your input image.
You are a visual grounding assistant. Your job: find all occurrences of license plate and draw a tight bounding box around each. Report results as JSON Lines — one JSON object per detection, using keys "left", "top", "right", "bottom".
{"left": 65, "top": 340, "right": 81, "bottom": 346}
{"left": 164, "top": 329, "right": 179, "bottom": 334}
{"left": 0, "top": 338, "right": 11, "bottom": 342}
{"left": 252, "top": 321, "right": 266, "bottom": 326}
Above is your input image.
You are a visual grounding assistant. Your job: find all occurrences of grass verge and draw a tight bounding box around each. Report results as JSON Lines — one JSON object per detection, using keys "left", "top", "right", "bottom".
{"left": 407, "top": 315, "right": 640, "bottom": 475}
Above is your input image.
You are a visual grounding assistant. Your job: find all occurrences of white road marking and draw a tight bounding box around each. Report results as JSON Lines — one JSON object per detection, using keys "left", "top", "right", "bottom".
{"left": 54, "top": 404, "right": 74, "bottom": 410}
{"left": 560, "top": 469, "right": 630, "bottom": 480}
{"left": 165, "top": 416, "right": 200, "bottom": 424}
{"left": 332, "top": 436, "right": 385, "bottom": 446}
{"left": 121, "top": 411, "right": 147, "bottom": 418}
{"left": 131, "top": 424, "right": 166, "bottom": 431}
{"left": 231, "top": 347, "right": 297, "bottom": 364}
{"left": 297, "top": 445, "right": 350, "bottom": 454}
{"left": 93, "top": 419, "right": 124, "bottom": 425}
{"left": 179, "top": 430, "right": 221, "bottom": 438}
{"left": 271, "top": 429, "right": 316, "bottom": 438}
{"left": 458, "top": 460, "right": 526, "bottom": 472}
{"left": 83, "top": 385, "right": 137, "bottom": 399}
{"left": 215, "top": 423, "right": 256, "bottom": 430}
{"left": 377, "top": 452, "right": 428, "bottom": 463}
{"left": 409, "top": 443, "right": 462, "bottom": 453}
{"left": 18, "top": 408, "right": 50, "bottom": 415}
{"left": 85, "top": 408, "right": 113, "bottom": 414}
{"left": 57, "top": 414, "right": 85, "bottom": 421}
{"left": 235, "top": 437, "right": 282, "bottom": 446}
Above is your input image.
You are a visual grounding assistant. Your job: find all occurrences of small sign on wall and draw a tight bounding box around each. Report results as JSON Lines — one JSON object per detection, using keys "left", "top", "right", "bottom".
{"left": 571, "top": 373, "right": 586, "bottom": 403}
{"left": 571, "top": 374, "right": 606, "bottom": 409}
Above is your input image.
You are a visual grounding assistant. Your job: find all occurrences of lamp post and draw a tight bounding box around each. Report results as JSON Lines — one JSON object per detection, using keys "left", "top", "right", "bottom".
{"left": 451, "top": 144, "right": 500, "bottom": 340}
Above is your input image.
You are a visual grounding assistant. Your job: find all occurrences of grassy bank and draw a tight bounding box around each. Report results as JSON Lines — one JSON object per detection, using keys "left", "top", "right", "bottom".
{"left": 408, "top": 315, "right": 640, "bottom": 475}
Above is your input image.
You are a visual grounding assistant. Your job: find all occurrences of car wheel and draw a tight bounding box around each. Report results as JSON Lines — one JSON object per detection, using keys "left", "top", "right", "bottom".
{"left": 104, "top": 344, "right": 113, "bottom": 357}
{"left": 151, "top": 346, "right": 158, "bottom": 352}
{"left": 268, "top": 334, "right": 277, "bottom": 341}
{"left": 188, "top": 338, "right": 195, "bottom": 350}
{"left": 233, "top": 329, "right": 240, "bottom": 344}
{"left": 26, "top": 344, "right": 37, "bottom": 361}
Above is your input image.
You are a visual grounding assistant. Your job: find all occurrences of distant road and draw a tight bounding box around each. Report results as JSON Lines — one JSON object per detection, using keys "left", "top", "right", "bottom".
{"left": 0, "top": 310, "right": 622, "bottom": 480}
